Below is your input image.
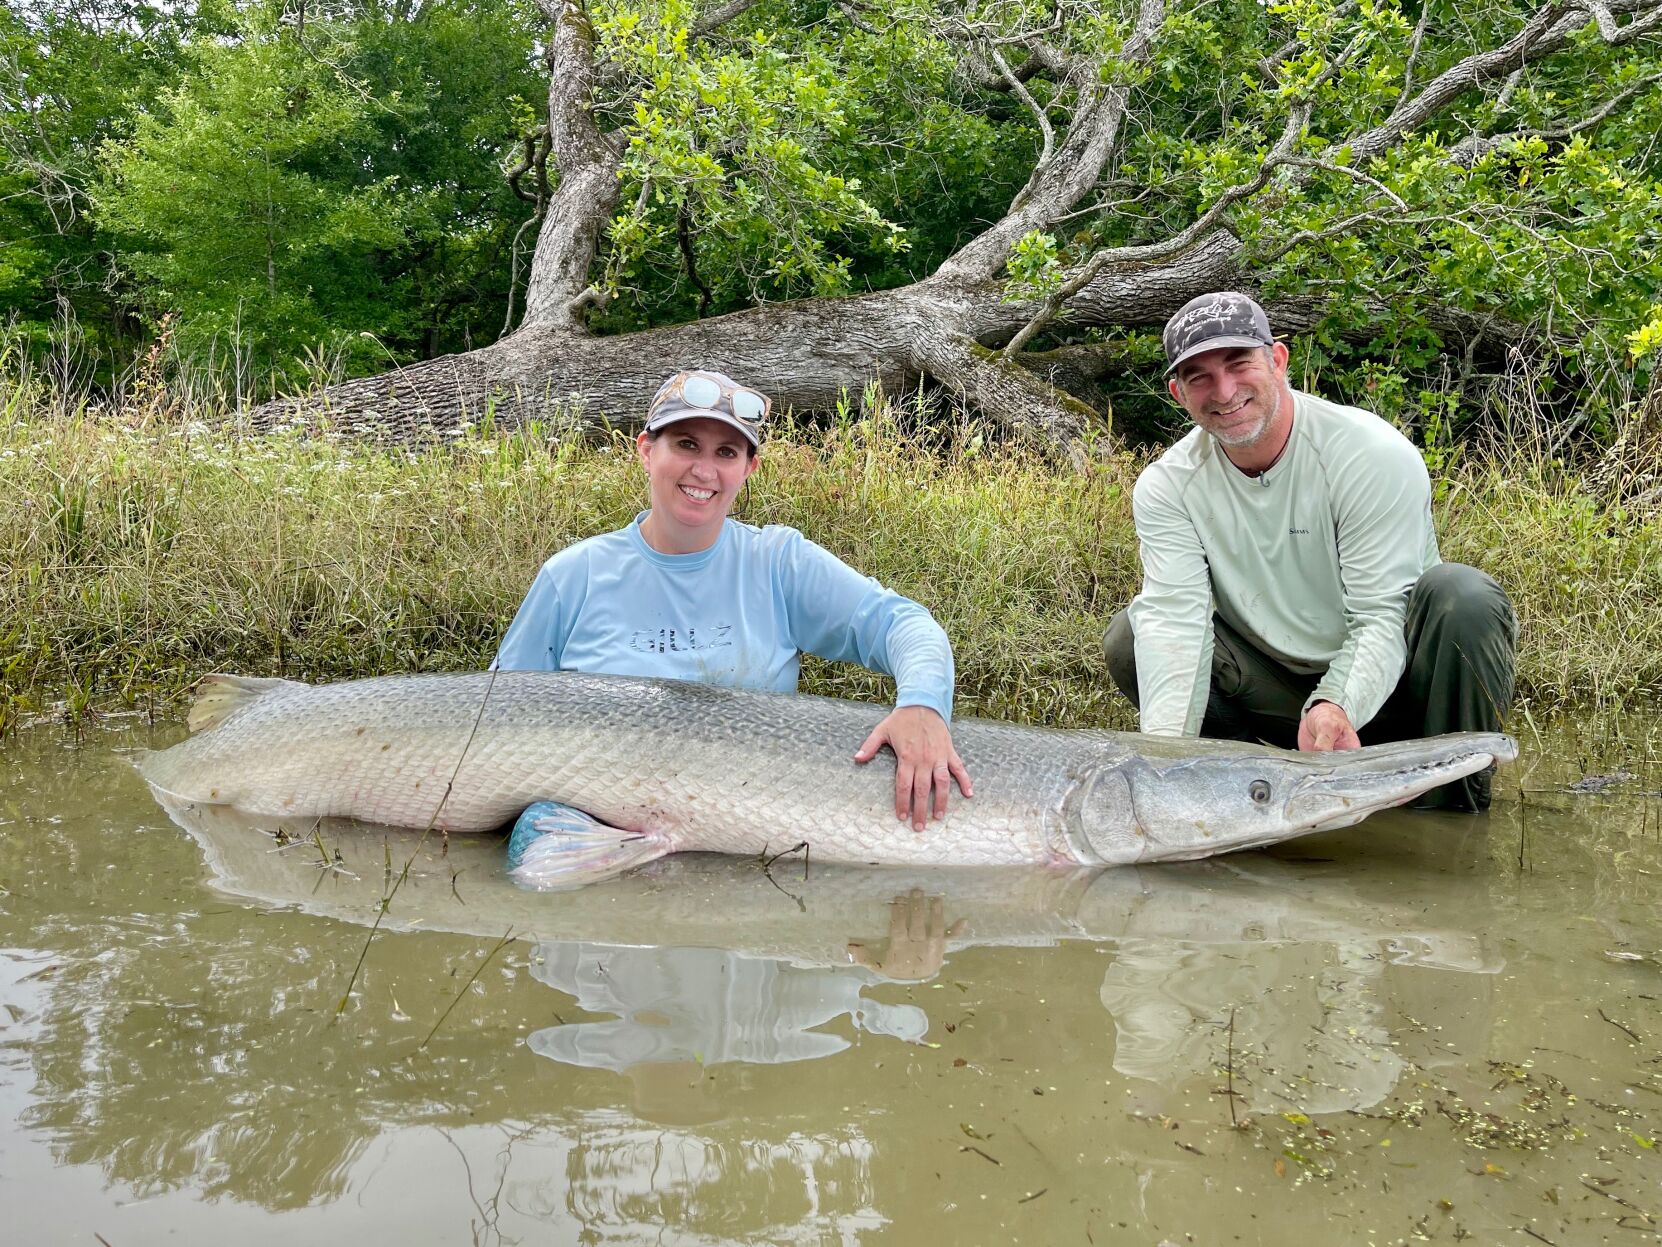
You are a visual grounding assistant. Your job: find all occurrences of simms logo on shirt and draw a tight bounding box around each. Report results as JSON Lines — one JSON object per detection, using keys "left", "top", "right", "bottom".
{"left": 630, "top": 625, "right": 734, "bottom": 654}
{"left": 1288, "top": 527, "right": 1310, "bottom": 535}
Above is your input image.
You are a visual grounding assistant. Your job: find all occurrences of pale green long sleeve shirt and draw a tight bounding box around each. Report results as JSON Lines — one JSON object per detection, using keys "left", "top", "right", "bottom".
{"left": 1126, "top": 389, "right": 1440, "bottom": 736}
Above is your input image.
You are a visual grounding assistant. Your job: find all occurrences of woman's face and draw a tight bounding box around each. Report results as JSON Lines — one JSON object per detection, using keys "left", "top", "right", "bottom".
{"left": 636, "top": 417, "right": 759, "bottom": 552}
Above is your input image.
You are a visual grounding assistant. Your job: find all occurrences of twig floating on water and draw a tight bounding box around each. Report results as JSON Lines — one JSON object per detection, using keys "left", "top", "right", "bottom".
{"left": 420, "top": 926, "right": 516, "bottom": 1049}
{"left": 760, "top": 866, "right": 806, "bottom": 911}
{"left": 762, "top": 840, "right": 810, "bottom": 872}
{"left": 1579, "top": 1179, "right": 1655, "bottom": 1222}
{"left": 1599, "top": 1008, "right": 1643, "bottom": 1044}
{"left": 1226, "top": 1007, "right": 1240, "bottom": 1128}
{"left": 959, "top": 1144, "right": 1001, "bottom": 1165}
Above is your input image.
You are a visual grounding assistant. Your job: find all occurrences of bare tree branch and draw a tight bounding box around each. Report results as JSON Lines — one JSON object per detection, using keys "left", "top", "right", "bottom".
{"left": 1253, "top": 208, "right": 1399, "bottom": 263}
{"left": 1396, "top": 0, "right": 1433, "bottom": 110}
{"left": 833, "top": 0, "right": 883, "bottom": 37}
{"left": 677, "top": 203, "right": 714, "bottom": 318}
{"left": 691, "top": 0, "right": 765, "bottom": 38}
{"left": 1449, "top": 69, "right": 1662, "bottom": 165}
{"left": 1350, "top": 0, "right": 1662, "bottom": 163}
{"left": 934, "top": 0, "right": 1168, "bottom": 285}
{"left": 1000, "top": 100, "right": 1312, "bottom": 357}
{"left": 986, "top": 40, "right": 1055, "bottom": 171}
{"left": 913, "top": 331, "right": 1097, "bottom": 469}
{"left": 1566, "top": 0, "right": 1662, "bottom": 42}
{"left": 505, "top": 125, "right": 551, "bottom": 208}
{"left": 1579, "top": 0, "right": 1624, "bottom": 38}
{"left": 1280, "top": 156, "right": 1409, "bottom": 211}
{"left": 955, "top": 39, "right": 1071, "bottom": 92}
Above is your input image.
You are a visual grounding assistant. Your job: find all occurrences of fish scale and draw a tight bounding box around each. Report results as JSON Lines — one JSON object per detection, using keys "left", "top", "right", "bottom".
{"left": 138, "top": 669, "right": 1518, "bottom": 885}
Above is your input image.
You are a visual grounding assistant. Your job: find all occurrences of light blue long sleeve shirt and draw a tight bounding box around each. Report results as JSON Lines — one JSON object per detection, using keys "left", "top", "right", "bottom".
{"left": 494, "top": 514, "right": 954, "bottom": 721}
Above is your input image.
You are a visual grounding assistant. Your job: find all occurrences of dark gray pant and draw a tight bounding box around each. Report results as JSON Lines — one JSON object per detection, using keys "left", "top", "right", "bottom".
{"left": 1103, "top": 563, "right": 1517, "bottom": 810}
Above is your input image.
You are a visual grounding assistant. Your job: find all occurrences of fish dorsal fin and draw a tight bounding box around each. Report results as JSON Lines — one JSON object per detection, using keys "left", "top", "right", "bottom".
{"left": 188, "top": 673, "right": 308, "bottom": 733}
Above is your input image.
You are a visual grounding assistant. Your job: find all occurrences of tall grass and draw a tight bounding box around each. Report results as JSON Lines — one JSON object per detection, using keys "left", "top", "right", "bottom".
{"left": 2, "top": 366, "right": 1659, "bottom": 737}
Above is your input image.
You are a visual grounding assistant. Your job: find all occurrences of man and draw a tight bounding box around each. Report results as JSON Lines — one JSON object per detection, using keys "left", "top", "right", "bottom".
{"left": 1103, "top": 292, "right": 1517, "bottom": 810}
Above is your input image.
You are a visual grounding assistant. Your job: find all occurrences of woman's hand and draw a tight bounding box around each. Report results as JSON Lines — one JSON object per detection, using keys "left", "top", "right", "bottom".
{"left": 854, "top": 705, "right": 974, "bottom": 832}
{"left": 847, "top": 889, "right": 967, "bottom": 980}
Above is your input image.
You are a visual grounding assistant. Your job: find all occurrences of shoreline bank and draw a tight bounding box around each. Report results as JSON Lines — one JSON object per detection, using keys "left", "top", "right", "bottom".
{"left": 4, "top": 401, "right": 1659, "bottom": 736}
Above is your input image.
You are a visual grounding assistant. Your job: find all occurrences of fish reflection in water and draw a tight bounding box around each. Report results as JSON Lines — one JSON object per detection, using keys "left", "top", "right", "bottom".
{"left": 1095, "top": 857, "right": 1500, "bottom": 1116}
{"left": 529, "top": 943, "right": 928, "bottom": 1071}
{"left": 559, "top": 1123, "right": 887, "bottom": 1242}
{"left": 157, "top": 795, "right": 1499, "bottom": 1117}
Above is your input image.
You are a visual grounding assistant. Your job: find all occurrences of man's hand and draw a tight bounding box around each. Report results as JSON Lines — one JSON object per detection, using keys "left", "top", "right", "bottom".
{"left": 854, "top": 705, "right": 974, "bottom": 832}
{"left": 1299, "top": 700, "right": 1361, "bottom": 752}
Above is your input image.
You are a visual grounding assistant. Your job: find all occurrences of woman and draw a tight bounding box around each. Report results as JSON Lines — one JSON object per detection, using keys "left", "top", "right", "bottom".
{"left": 495, "top": 369, "right": 972, "bottom": 883}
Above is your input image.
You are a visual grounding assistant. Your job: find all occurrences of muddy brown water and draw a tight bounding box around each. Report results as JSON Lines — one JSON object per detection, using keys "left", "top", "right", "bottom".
{"left": 1, "top": 717, "right": 1659, "bottom": 1245}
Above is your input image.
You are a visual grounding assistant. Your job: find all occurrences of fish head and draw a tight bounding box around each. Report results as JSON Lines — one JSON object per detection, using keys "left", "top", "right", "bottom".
{"left": 1077, "top": 732, "right": 1519, "bottom": 863}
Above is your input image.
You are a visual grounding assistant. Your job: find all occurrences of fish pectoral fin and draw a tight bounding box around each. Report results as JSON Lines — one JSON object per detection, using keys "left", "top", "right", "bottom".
{"left": 187, "top": 673, "right": 309, "bottom": 733}
{"left": 507, "top": 800, "right": 668, "bottom": 891}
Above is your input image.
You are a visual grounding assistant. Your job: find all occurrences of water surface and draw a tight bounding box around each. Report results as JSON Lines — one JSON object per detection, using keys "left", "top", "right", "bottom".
{"left": 1, "top": 718, "right": 1658, "bottom": 1244}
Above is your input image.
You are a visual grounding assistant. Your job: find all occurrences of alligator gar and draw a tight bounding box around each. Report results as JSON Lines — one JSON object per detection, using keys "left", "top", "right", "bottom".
{"left": 138, "top": 670, "right": 1517, "bottom": 887}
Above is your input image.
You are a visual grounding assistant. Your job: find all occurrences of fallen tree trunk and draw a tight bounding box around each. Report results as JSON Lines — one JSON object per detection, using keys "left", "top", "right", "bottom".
{"left": 252, "top": 235, "right": 1245, "bottom": 455}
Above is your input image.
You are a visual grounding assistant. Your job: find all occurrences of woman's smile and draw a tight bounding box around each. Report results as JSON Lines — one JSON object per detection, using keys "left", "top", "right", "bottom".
{"left": 636, "top": 416, "right": 759, "bottom": 554}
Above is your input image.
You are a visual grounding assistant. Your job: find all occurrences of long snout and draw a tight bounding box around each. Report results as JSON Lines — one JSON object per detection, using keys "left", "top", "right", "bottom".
{"left": 1290, "top": 732, "right": 1516, "bottom": 828}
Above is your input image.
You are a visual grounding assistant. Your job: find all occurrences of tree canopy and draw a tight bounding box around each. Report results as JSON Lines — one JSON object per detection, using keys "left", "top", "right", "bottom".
{"left": 4, "top": 0, "right": 547, "bottom": 387}
{"left": 3, "top": 0, "right": 1659, "bottom": 449}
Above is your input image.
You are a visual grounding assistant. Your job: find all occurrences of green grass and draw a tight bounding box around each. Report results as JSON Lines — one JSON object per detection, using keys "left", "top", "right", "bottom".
{"left": 2, "top": 368, "right": 1659, "bottom": 738}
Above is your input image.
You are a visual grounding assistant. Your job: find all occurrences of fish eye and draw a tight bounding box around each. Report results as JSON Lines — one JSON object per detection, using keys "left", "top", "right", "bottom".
{"left": 1249, "top": 779, "right": 1272, "bottom": 804}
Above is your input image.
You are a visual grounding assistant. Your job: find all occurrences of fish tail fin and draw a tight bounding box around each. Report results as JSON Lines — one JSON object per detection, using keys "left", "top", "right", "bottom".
{"left": 187, "top": 673, "right": 308, "bottom": 733}
{"left": 508, "top": 801, "right": 670, "bottom": 891}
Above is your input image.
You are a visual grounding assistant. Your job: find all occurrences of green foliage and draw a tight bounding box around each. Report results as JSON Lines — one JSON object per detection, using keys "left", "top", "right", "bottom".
{"left": 1630, "top": 311, "right": 1662, "bottom": 366}
{"left": 588, "top": 1, "right": 1039, "bottom": 324}
{"left": 0, "top": 1, "right": 196, "bottom": 375}
{"left": 1005, "top": 231, "right": 1063, "bottom": 298}
{"left": 38, "top": 0, "right": 1048, "bottom": 372}
{"left": 3, "top": 0, "right": 1658, "bottom": 425}
{"left": 1061, "top": 0, "right": 1662, "bottom": 439}
{"left": 9, "top": 0, "right": 545, "bottom": 390}
{"left": 96, "top": 23, "right": 400, "bottom": 375}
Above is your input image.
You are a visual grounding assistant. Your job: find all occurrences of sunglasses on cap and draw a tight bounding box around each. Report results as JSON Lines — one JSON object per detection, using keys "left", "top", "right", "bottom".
{"left": 654, "top": 371, "right": 771, "bottom": 424}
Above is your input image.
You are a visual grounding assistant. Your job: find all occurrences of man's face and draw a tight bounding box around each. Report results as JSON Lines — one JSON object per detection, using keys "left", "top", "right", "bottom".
{"left": 1167, "top": 343, "right": 1290, "bottom": 449}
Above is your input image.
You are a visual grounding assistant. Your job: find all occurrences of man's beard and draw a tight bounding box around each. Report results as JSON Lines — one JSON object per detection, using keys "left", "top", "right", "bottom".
{"left": 1202, "top": 393, "right": 1273, "bottom": 447}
